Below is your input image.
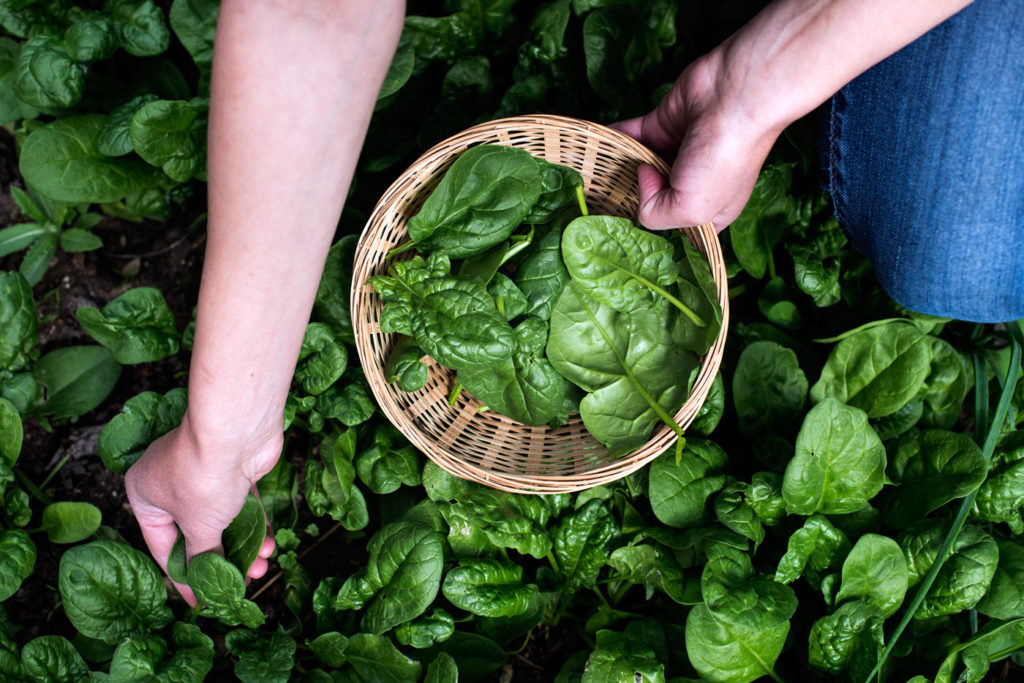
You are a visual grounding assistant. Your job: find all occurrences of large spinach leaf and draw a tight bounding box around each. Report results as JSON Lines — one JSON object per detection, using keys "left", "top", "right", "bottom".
{"left": 548, "top": 283, "right": 696, "bottom": 455}
{"left": 783, "top": 398, "right": 886, "bottom": 515}
{"left": 810, "top": 322, "right": 932, "bottom": 418}
{"left": 408, "top": 144, "right": 540, "bottom": 259}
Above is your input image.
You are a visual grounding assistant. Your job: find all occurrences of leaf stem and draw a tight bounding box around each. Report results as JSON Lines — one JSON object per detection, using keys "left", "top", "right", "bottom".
{"left": 447, "top": 380, "right": 463, "bottom": 407}
{"left": 13, "top": 466, "right": 52, "bottom": 505}
{"left": 39, "top": 453, "right": 70, "bottom": 490}
{"left": 575, "top": 185, "right": 588, "bottom": 217}
{"left": 387, "top": 240, "right": 416, "bottom": 259}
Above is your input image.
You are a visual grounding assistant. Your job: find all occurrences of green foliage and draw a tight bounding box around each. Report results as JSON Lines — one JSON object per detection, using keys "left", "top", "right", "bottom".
{"left": 2, "top": 2, "right": 1024, "bottom": 682}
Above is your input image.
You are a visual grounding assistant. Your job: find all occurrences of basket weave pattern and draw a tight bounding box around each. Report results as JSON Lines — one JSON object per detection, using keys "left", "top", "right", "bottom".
{"left": 352, "top": 115, "right": 729, "bottom": 493}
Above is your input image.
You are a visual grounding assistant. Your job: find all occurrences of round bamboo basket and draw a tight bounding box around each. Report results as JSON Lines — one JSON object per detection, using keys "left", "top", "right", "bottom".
{"left": 351, "top": 115, "right": 729, "bottom": 493}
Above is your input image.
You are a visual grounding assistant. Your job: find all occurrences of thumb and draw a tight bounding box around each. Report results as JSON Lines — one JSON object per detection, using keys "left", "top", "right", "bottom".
{"left": 636, "top": 163, "right": 694, "bottom": 230}
{"left": 609, "top": 116, "right": 645, "bottom": 141}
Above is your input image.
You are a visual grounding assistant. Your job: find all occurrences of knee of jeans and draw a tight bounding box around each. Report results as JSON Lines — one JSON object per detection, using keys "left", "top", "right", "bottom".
{"left": 866, "top": 223, "right": 1024, "bottom": 324}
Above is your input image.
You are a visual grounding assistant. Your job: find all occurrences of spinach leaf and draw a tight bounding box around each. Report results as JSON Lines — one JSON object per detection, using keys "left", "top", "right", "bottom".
{"left": 442, "top": 559, "right": 539, "bottom": 618}
{"left": 109, "top": 622, "right": 213, "bottom": 682}
{"left": 355, "top": 423, "right": 421, "bottom": 495}
{"left": 222, "top": 493, "right": 267, "bottom": 578}
{"left": 98, "top": 387, "right": 187, "bottom": 473}
{"left": 582, "top": 629, "right": 665, "bottom": 683}
{"left": 810, "top": 322, "right": 932, "bottom": 418}
{"left": 976, "top": 539, "right": 1024, "bottom": 620}
{"left": 425, "top": 651, "right": 459, "bottom": 683}
{"left": 561, "top": 215, "right": 703, "bottom": 326}
{"left": 313, "top": 235, "right": 357, "bottom": 344}
{"left": 0, "top": 398, "right": 21, "bottom": 465}
{"left": 460, "top": 316, "right": 577, "bottom": 426}
{"left": 76, "top": 287, "right": 179, "bottom": 364}
{"left": 783, "top": 398, "right": 886, "bottom": 515}
{"left": 920, "top": 336, "right": 971, "bottom": 429}
{"left": 0, "top": 271, "right": 37, "bottom": 374}
{"left": 20, "top": 115, "right": 153, "bottom": 203}
{"left": 130, "top": 98, "right": 207, "bottom": 182}
{"left": 34, "top": 345, "right": 122, "bottom": 421}
{"left": 834, "top": 534, "right": 908, "bottom": 617}
{"left": 713, "top": 481, "right": 765, "bottom": 550}
{"left": 0, "top": 529, "right": 35, "bottom": 602}
{"left": 345, "top": 633, "right": 422, "bottom": 683}
{"left": 729, "top": 164, "right": 793, "bottom": 279}
{"left": 226, "top": 629, "right": 296, "bottom": 683}
{"left": 308, "top": 631, "right": 349, "bottom": 668}
{"left": 607, "top": 542, "right": 688, "bottom": 604}
{"left": 487, "top": 272, "right": 529, "bottom": 320}
{"left": 168, "top": 0, "right": 219, "bottom": 90}
{"left": 304, "top": 430, "right": 369, "bottom": 530}
{"left": 41, "top": 502, "right": 102, "bottom": 545}
{"left": 13, "top": 35, "right": 85, "bottom": 109}
{"left": 732, "top": 340, "right": 807, "bottom": 434}
{"left": 424, "top": 461, "right": 556, "bottom": 559}
{"left": 972, "top": 431, "right": 1024, "bottom": 533}
{"left": 372, "top": 252, "right": 516, "bottom": 370}
{"left": 775, "top": 515, "right": 849, "bottom": 586}
{"left": 686, "top": 567, "right": 795, "bottom": 683}
{"left": 548, "top": 283, "right": 696, "bottom": 455}
{"left": 899, "top": 522, "right": 998, "bottom": 620}
{"left": 807, "top": 600, "right": 884, "bottom": 678}
{"left": 20, "top": 635, "right": 90, "bottom": 683}
{"left": 934, "top": 618, "right": 1024, "bottom": 683}
{"left": 689, "top": 371, "right": 724, "bottom": 436}
{"left": 523, "top": 159, "right": 582, "bottom": 224}
{"left": 408, "top": 145, "right": 540, "bottom": 259}
{"left": 335, "top": 521, "right": 444, "bottom": 634}
{"left": 395, "top": 608, "right": 454, "bottom": 650}
{"left": 882, "top": 430, "right": 986, "bottom": 528}
{"left": 551, "top": 498, "right": 617, "bottom": 590}
{"left": 103, "top": 100, "right": 170, "bottom": 158}
{"left": 514, "top": 209, "right": 573, "bottom": 321}
{"left": 385, "top": 335, "right": 429, "bottom": 392}
{"left": 295, "top": 323, "right": 348, "bottom": 396}
{"left": 187, "top": 552, "right": 266, "bottom": 629}
{"left": 59, "top": 540, "right": 173, "bottom": 643}
{"left": 648, "top": 439, "right": 728, "bottom": 528}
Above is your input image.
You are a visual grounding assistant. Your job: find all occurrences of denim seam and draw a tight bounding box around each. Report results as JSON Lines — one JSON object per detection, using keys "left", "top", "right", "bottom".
{"left": 827, "top": 89, "right": 847, "bottom": 229}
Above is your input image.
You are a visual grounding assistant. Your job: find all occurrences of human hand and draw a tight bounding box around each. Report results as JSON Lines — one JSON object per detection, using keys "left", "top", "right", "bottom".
{"left": 611, "top": 53, "right": 784, "bottom": 232}
{"left": 124, "top": 419, "right": 279, "bottom": 606}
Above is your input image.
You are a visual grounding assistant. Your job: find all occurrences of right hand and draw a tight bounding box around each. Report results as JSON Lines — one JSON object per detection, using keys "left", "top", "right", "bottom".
{"left": 611, "top": 53, "right": 784, "bottom": 232}
{"left": 124, "top": 419, "right": 279, "bottom": 605}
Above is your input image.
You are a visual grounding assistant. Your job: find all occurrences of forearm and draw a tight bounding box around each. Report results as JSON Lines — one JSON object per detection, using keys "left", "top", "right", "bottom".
{"left": 186, "top": 0, "right": 404, "bottom": 454}
{"left": 712, "top": 0, "right": 973, "bottom": 135}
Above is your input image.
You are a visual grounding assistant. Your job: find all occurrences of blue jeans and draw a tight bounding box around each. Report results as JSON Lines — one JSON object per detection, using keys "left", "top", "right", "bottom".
{"left": 820, "top": 0, "right": 1024, "bottom": 323}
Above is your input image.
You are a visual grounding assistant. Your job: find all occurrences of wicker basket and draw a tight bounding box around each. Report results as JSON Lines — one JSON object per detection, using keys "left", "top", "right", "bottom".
{"left": 351, "top": 115, "right": 729, "bottom": 493}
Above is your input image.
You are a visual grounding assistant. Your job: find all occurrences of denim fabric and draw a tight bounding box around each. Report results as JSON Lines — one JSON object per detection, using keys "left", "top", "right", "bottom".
{"left": 820, "top": 0, "right": 1024, "bottom": 322}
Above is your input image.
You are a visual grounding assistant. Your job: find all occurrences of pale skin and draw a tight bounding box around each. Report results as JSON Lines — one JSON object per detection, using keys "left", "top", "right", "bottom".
{"left": 124, "top": 0, "right": 971, "bottom": 604}
{"left": 124, "top": 0, "right": 405, "bottom": 605}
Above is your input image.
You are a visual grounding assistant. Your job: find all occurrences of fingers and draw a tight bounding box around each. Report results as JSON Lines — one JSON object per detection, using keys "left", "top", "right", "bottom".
{"left": 128, "top": 495, "right": 200, "bottom": 607}
{"left": 609, "top": 116, "right": 645, "bottom": 140}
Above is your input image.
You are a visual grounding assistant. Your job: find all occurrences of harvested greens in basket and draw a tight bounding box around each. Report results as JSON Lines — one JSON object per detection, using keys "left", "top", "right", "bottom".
{"left": 370, "top": 144, "right": 722, "bottom": 456}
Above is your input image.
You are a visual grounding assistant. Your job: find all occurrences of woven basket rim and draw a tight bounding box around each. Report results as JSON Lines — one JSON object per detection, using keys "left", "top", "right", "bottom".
{"left": 351, "top": 114, "right": 730, "bottom": 493}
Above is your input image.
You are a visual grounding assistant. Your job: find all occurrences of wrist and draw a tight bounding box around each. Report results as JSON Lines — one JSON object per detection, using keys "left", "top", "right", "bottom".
{"left": 178, "top": 407, "right": 284, "bottom": 476}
